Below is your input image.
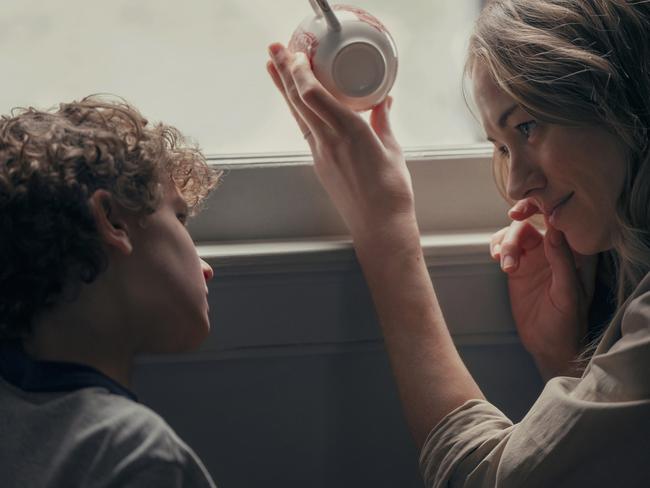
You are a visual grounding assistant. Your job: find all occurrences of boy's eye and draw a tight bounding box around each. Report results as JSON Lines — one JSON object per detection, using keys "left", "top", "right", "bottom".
{"left": 517, "top": 120, "right": 537, "bottom": 138}
{"left": 177, "top": 213, "right": 188, "bottom": 225}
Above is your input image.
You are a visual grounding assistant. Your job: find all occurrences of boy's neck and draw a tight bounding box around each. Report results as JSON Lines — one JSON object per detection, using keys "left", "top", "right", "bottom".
{"left": 24, "top": 314, "right": 135, "bottom": 390}
{"left": 23, "top": 334, "right": 133, "bottom": 389}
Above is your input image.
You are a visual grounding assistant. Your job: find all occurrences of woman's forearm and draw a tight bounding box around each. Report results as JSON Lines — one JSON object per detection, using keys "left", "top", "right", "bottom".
{"left": 265, "top": 42, "right": 484, "bottom": 448}
{"left": 353, "top": 217, "right": 485, "bottom": 448}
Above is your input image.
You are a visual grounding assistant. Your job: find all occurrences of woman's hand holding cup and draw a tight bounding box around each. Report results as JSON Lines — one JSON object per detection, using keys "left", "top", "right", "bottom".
{"left": 266, "top": 43, "right": 415, "bottom": 249}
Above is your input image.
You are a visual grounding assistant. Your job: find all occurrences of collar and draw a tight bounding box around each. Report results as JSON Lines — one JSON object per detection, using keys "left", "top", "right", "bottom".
{"left": 0, "top": 340, "right": 137, "bottom": 402}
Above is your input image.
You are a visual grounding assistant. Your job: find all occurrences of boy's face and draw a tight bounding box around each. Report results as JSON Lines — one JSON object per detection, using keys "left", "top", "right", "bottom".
{"left": 120, "top": 179, "right": 214, "bottom": 354}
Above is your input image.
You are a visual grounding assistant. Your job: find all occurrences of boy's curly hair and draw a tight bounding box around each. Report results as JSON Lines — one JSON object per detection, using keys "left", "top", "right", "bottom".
{"left": 0, "top": 95, "right": 222, "bottom": 340}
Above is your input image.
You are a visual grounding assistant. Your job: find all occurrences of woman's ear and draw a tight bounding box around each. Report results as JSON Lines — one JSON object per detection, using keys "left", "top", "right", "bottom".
{"left": 88, "top": 190, "right": 133, "bottom": 255}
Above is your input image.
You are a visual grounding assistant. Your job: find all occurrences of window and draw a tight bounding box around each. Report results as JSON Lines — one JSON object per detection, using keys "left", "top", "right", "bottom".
{"left": 2, "top": 1, "right": 504, "bottom": 246}
{"left": 1, "top": 0, "right": 484, "bottom": 155}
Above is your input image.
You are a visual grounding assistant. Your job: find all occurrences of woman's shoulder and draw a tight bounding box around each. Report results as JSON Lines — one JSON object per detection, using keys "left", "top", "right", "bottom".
{"left": 619, "top": 271, "right": 650, "bottom": 339}
{"left": 634, "top": 270, "right": 650, "bottom": 295}
{"left": 578, "top": 270, "right": 650, "bottom": 401}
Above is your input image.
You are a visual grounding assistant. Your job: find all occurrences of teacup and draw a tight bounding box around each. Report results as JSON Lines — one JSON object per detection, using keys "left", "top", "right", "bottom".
{"left": 289, "top": 0, "right": 398, "bottom": 112}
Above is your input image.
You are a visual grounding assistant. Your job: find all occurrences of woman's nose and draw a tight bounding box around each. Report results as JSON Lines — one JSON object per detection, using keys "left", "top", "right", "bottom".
{"left": 506, "top": 150, "right": 545, "bottom": 201}
{"left": 201, "top": 259, "right": 214, "bottom": 282}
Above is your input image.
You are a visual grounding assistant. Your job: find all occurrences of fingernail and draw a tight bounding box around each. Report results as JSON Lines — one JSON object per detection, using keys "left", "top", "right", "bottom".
{"left": 502, "top": 255, "right": 516, "bottom": 270}
{"left": 508, "top": 203, "right": 527, "bottom": 219}
{"left": 268, "top": 43, "right": 282, "bottom": 59}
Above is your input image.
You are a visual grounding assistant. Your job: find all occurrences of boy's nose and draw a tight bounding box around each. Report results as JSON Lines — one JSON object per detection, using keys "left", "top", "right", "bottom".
{"left": 201, "top": 259, "right": 214, "bottom": 282}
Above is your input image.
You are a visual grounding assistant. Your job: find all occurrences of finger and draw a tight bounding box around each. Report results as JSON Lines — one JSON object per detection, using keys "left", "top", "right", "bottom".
{"left": 289, "top": 50, "right": 362, "bottom": 135}
{"left": 370, "top": 96, "right": 400, "bottom": 152}
{"left": 508, "top": 197, "right": 541, "bottom": 221}
{"left": 543, "top": 216, "right": 580, "bottom": 303}
{"left": 499, "top": 220, "right": 544, "bottom": 273}
{"left": 518, "top": 221, "right": 544, "bottom": 251}
{"left": 268, "top": 43, "right": 334, "bottom": 137}
{"left": 490, "top": 227, "right": 509, "bottom": 260}
{"left": 266, "top": 60, "right": 311, "bottom": 139}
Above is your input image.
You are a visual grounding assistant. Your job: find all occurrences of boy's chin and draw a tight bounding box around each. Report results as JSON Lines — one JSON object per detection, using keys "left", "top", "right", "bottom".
{"left": 142, "top": 323, "right": 210, "bottom": 355}
{"left": 173, "top": 327, "right": 210, "bottom": 353}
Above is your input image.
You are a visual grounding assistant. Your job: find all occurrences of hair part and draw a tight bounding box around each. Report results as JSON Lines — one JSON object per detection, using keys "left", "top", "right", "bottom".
{"left": 0, "top": 95, "right": 222, "bottom": 340}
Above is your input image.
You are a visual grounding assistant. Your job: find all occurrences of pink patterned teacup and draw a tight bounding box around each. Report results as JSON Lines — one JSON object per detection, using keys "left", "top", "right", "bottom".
{"left": 289, "top": 0, "right": 398, "bottom": 112}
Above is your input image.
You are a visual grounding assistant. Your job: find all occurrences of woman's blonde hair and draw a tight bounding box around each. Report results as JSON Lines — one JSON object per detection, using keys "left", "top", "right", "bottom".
{"left": 466, "top": 0, "right": 650, "bottom": 311}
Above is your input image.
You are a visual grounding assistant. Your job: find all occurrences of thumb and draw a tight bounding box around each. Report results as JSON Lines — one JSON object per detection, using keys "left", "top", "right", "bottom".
{"left": 370, "top": 96, "right": 399, "bottom": 151}
{"left": 544, "top": 222, "right": 581, "bottom": 307}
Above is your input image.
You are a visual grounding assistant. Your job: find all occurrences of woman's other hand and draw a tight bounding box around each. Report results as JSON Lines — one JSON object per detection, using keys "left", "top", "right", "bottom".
{"left": 266, "top": 43, "right": 414, "bottom": 247}
{"left": 490, "top": 198, "right": 598, "bottom": 381}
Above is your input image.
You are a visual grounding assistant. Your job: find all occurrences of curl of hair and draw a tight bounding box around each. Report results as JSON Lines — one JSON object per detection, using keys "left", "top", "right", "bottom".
{"left": 466, "top": 0, "right": 650, "bottom": 359}
{"left": 0, "top": 95, "right": 222, "bottom": 340}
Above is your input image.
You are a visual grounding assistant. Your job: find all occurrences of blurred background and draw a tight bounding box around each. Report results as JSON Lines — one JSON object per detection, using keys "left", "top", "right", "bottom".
{"left": 0, "top": 0, "right": 484, "bottom": 155}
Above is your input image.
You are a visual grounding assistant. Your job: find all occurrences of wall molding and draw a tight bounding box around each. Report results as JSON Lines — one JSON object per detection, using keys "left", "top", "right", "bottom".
{"left": 198, "top": 231, "right": 495, "bottom": 272}
{"left": 137, "top": 230, "right": 517, "bottom": 365}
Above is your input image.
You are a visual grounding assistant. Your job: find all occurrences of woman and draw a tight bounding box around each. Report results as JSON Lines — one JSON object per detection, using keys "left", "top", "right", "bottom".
{"left": 266, "top": 0, "right": 649, "bottom": 486}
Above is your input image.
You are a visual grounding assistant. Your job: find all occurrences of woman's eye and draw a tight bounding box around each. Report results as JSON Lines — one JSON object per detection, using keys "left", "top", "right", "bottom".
{"left": 498, "top": 145, "right": 509, "bottom": 157}
{"left": 517, "top": 120, "right": 537, "bottom": 138}
{"left": 177, "top": 214, "right": 188, "bottom": 225}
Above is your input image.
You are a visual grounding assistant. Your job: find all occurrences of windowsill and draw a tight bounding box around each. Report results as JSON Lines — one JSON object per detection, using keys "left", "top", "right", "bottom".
{"left": 198, "top": 230, "right": 495, "bottom": 269}
{"left": 204, "top": 143, "right": 493, "bottom": 168}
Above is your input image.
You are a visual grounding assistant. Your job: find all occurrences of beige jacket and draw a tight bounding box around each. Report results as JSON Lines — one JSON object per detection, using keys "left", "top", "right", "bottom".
{"left": 420, "top": 272, "right": 650, "bottom": 487}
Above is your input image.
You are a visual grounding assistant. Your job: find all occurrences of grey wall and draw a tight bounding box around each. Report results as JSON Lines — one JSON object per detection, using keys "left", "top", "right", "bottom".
{"left": 133, "top": 255, "right": 544, "bottom": 487}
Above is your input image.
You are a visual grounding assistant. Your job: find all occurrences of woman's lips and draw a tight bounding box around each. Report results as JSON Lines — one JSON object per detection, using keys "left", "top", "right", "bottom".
{"left": 549, "top": 192, "right": 574, "bottom": 225}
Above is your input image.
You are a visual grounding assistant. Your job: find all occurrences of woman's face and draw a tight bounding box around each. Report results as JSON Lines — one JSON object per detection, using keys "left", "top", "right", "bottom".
{"left": 471, "top": 61, "right": 627, "bottom": 255}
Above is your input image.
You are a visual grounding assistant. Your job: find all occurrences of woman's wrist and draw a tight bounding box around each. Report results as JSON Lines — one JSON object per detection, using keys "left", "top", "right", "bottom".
{"left": 351, "top": 210, "right": 420, "bottom": 254}
{"left": 530, "top": 345, "right": 583, "bottom": 381}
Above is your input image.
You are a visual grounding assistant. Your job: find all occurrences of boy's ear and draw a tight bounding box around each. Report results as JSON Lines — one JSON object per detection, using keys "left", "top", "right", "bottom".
{"left": 88, "top": 190, "right": 133, "bottom": 255}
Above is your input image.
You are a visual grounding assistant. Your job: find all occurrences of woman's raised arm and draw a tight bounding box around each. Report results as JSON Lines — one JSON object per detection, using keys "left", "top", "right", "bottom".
{"left": 267, "top": 42, "right": 484, "bottom": 447}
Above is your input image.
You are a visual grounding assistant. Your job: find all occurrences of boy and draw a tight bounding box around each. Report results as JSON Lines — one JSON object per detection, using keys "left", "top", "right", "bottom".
{"left": 0, "top": 96, "right": 221, "bottom": 487}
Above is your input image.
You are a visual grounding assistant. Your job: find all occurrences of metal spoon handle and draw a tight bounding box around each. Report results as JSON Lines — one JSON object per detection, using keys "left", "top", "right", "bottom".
{"left": 311, "top": 0, "right": 341, "bottom": 32}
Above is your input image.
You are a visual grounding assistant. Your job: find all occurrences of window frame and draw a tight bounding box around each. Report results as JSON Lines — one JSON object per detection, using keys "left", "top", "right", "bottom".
{"left": 191, "top": 143, "right": 510, "bottom": 265}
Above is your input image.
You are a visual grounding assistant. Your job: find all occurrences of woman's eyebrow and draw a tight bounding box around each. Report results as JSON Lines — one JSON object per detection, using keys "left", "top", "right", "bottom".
{"left": 486, "top": 103, "right": 520, "bottom": 142}
{"left": 498, "top": 104, "right": 519, "bottom": 128}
